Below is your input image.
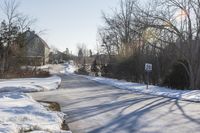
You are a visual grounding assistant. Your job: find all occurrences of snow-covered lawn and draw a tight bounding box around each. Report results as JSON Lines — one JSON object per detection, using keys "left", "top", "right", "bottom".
{"left": 64, "top": 63, "right": 200, "bottom": 102}
{"left": 0, "top": 66, "right": 70, "bottom": 133}
{"left": 0, "top": 76, "right": 61, "bottom": 93}
{"left": 0, "top": 92, "right": 69, "bottom": 133}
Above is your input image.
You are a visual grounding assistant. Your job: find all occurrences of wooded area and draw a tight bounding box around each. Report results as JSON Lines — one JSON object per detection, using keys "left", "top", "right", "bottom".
{"left": 95, "top": 0, "right": 200, "bottom": 90}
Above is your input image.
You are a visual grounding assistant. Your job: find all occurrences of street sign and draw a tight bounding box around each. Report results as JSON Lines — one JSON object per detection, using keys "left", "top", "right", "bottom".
{"left": 145, "top": 63, "right": 152, "bottom": 89}
{"left": 145, "top": 63, "right": 152, "bottom": 72}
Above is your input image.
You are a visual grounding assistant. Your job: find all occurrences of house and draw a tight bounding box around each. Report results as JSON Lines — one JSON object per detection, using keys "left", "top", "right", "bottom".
{"left": 0, "top": 29, "right": 50, "bottom": 72}
{"left": 23, "top": 29, "right": 50, "bottom": 65}
{"left": 49, "top": 50, "right": 70, "bottom": 64}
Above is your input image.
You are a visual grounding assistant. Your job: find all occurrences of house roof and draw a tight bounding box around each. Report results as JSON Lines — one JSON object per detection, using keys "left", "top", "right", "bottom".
{"left": 35, "top": 34, "right": 50, "bottom": 49}
{"left": 24, "top": 30, "right": 50, "bottom": 49}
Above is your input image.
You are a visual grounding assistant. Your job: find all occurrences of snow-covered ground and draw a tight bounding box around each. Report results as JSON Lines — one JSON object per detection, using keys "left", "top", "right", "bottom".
{"left": 0, "top": 66, "right": 71, "bottom": 133}
{"left": 83, "top": 76, "right": 200, "bottom": 102}
{"left": 60, "top": 63, "right": 77, "bottom": 75}
{"left": 0, "top": 76, "right": 61, "bottom": 93}
{"left": 0, "top": 92, "right": 70, "bottom": 133}
{"left": 21, "top": 65, "right": 50, "bottom": 71}
{"left": 64, "top": 63, "right": 200, "bottom": 102}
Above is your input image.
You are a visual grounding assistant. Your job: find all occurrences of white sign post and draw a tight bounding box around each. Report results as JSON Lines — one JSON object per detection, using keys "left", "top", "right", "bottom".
{"left": 145, "top": 63, "right": 152, "bottom": 89}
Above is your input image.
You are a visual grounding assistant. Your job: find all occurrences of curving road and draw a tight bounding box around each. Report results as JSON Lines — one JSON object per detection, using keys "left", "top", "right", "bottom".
{"left": 30, "top": 66, "right": 200, "bottom": 133}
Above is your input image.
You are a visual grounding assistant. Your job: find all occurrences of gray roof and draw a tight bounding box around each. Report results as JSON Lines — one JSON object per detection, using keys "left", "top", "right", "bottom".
{"left": 24, "top": 30, "right": 50, "bottom": 49}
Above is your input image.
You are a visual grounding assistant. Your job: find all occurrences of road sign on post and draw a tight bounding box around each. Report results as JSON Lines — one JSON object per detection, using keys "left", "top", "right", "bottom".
{"left": 145, "top": 63, "right": 152, "bottom": 89}
{"left": 145, "top": 63, "right": 152, "bottom": 72}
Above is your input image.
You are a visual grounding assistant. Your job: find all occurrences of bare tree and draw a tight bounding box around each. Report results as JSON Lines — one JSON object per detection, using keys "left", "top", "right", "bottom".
{"left": 98, "top": 0, "right": 200, "bottom": 89}
{"left": 17, "top": 14, "right": 37, "bottom": 33}
{"left": 0, "top": 0, "right": 37, "bottom": 73}
{"left": 134, "top": 0, "right": 200, "bottom": 89}
{"left": 100, "top": 0, "right": 140, "bottom": 57}
{"left": 77, "top": 43, "right": 89, "bottom": 57}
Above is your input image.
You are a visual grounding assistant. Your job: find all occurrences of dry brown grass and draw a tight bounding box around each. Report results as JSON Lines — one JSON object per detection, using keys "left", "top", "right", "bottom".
{"left": 38, "top": 101, "right": 70, "bottom": 131}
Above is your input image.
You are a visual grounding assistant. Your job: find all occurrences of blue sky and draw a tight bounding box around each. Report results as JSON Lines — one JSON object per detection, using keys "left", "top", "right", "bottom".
{"left": 11, "top": 0, "right": 120, "bottom": 54}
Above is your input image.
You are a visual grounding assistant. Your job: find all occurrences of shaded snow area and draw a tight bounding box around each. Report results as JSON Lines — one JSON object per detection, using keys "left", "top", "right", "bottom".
{"left": 0, "top": 76, "right": 61, "bottom": 93}
{"left": 0, "top": 92, "right": 70, "bottom": 133}
{"left": 64, "top": 63, "right": 200, "bottom": 102}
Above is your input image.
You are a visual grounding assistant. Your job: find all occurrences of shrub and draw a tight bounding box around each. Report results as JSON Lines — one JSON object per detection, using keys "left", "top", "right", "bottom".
{"left": 75, "top": 66, "right": 89, "bottom": 75}
{"left": 0, "top": 69, "right": 50, "bottom": 79}
{"left": 101, "top": 55, "right": 145, "bottom": 83}
{"left": 91, "top": 60, "right": 99, "bottom": 76}
{"left": 162, "top": 61, "right": 189, "bottom": 89}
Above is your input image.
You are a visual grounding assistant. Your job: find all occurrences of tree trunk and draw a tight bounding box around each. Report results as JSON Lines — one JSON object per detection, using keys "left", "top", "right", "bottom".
{"left": 188, "top": 63, "right": 198, "bottom": 89}
{"left": 189, "top": 74, "right": 195, "bottom": 89}
{"left": 2, "top": 47, "right": 9, "bottom": 73}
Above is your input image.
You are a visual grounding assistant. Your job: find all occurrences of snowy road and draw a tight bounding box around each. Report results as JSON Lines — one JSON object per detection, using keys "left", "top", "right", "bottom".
{"left": 31, "top": 73, "right": 200, "bottom": 133}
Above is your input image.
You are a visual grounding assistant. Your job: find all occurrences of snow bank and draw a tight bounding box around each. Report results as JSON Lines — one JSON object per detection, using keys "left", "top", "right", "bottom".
{"left": 0, "top": 92, "right": 68, "bottom": 133}
{"left": 63, "top": 63, "right": 200, "bottom": 102}
{"left": 28, "top": 131, "right": 71, "bottom": 133}
{"left": 0, "top": 66, "right": 67, "bottom": 132}
{"left": 0, "top": 76, "right": 61, "bottom": 93}
{"left": 83, "top": 76, "right": 200, "bottom": 102}
{"left": 21, "top": 65, "right": 50, "bottom": 71}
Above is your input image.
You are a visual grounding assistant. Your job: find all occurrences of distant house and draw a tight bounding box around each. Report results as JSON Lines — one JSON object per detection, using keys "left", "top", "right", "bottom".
{"left": 49, "top": 50, "right": 70, "bottom": 64}
{"left": 49, "top": 50, "right": 63, "bottom": 64}
{"left": 23, "top": 30, "right": 50, "bottom": 65}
